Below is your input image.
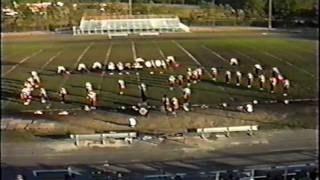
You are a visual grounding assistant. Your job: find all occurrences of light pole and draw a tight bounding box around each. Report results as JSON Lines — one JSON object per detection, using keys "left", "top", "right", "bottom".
{"left": 268, "top": 0, "right": 272, "bottom": 30}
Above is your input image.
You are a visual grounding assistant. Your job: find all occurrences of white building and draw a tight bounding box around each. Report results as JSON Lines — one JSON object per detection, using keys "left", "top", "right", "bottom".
{"left": 73, "top": 14, "right": 190, "bottom": 36}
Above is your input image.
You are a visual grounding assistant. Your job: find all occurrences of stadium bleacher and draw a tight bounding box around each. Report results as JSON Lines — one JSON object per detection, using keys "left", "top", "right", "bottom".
{"left": 73, "top": 14, "right": 190, "bottom": 36}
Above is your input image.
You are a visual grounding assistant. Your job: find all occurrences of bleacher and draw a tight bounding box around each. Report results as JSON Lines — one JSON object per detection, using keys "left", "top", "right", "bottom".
{"left": 73, "top": 14, "right": 190, "bottom": 36}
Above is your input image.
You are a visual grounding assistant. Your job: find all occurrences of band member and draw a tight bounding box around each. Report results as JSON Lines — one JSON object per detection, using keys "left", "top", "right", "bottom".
{"left": 192, "top": 70, "right": 199, "bottom": 84}
{"left": 124, "top": 62, "right": 132, "bottom": 70}
{"left": 27, "top": 77, "right": 35, "bottom": 88}
{"left": 132, "top": 62, "right": 143, "bottom": 70}
{"left": 258, "top": 74, "right": 266, "bottom": 90}
{"left": 118, "top": 79, "right": 126, "bottom": 95}
{"left": 31, "top": 72, "right": 41, "bottom": 88}
{"left": 92, "top": 61, "right": 102, "bottom": 71}
{"left": 31, "top": 71, "right": 38, "bottom": 78}
{"left": 171, "top": 97, "right": 179, "bottom": 115}
{"left": 247, "top": 72, "right": 254, "bottom": 88}
{"left": 77, "top": 63, "right": 88, "bottom": 73}
{"left": 116, "top": 62, "right": 124, "bottom": 74}
{"left": 177, "top": 75, "right": 184, "bottom": 86}
{"left": 183, "top": 87, "right": 191, "bottom": 102}
{"left": 283, "top": 79, "right": 290, "bottom": 96}
{"left": 57, "top": 65, "right": 70, "bottom": 75}
{"left": 182, "top": 102, "right": 190, "bottom": 112}
{"left": 277, "top": 74, "right": 285, "bottom": 84}
{"left": 85, "top": 82, "right": 93, "bottom": 93}
{"left": 155, "top": 60, "right": 162, "bottom": 68}
{"left": 39, "top": 87, "right": 48, "bottom": 104}
{"left": 171, "top": 97, "right": 180, "bottom": 111}
{"left": 272, "top": 67, "right": 280, "bottom": 77}
{"left": 161, "top": 60, "right": 167, "bottom": 70}
{"left": 236, "top": 71, "right": 242, "bottom": 86}
{"left": 87, "top": 90, "right": 97, "bottom": 109}
{"left": 270, "top": 77, "right": 277, "bottom": 93}
{"left": 20, "top": 87, "right": 32, "bottom": 105}
{"left": 196, "top": 68, "right": 203, "bottom": 80}
{"left": 139, "top": 83, "right": 147, "bottom": 103}
{"left": 168, "top": 75, "right": 176, "bottom": 90}
{"left": 211, "top": 67, "right": 217, "bottom": 81}
{"left": 166, "top": 56, "right": 176, "bottom": 67}
{"left": 254, "top": 64, "right": 263, "bottom": 76}
{"left": 163, "top": 95, "right": 171, "bottom": 113}
{"left": 162, "top": 95, "right": 170, "bottom": 111}
{"left": 59, "top": 87, "right": 68, "bottom": 103}
{"left": 186, "top": 68, "right": 192, "bottom": 86}
{"left": 24, "top": 81, "right": 33, "bottom": 91}
{"left": 230, "top": 58, "right": 239, "bottom": 66}
{"left": 245, "top": 103, "right": 253, "bottom": 113}
{"left": 225, "top": 71, "right": 231, "bottom": 84}
{"left": 107, "top": 62, "right": 116, "bottom": 74}
{"left": 151, "top": 60, "right": 157, "bottom": 69}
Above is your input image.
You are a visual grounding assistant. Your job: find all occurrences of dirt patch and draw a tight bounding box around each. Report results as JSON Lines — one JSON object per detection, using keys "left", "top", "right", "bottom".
{"left": 2, "top": 31, "right": 55, "bottom": 41}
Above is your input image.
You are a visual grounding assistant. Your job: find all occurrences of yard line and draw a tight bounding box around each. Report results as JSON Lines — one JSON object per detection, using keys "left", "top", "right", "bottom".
{"left": 263, "top": 98, "right": 318, "bottom": 104}
{"left": 39, "top": 50, "right": 63, "bottom": 71}
{"left": 131, "top": 41, "right": 137, "bottom": 60}
{"left": 131, "top": 41, "right": 140, "bottom": 82}
{"left": 58, "top": 42, "right": 94, "bottom": 88}
{"left": 173, "top": 40, "right": 213, "bottom": 79}
{"left": 201, "top": 45, "right": 229, "bottom": 64}
{"left": 3, "top": 49, "right": 44, "bottom": 76}
{"left": 72, "top": 42, "right": 94, "bottom": 69}
{"left": 21, "top": 107, "right": 83, "bottom": 112}
{"left": 232, "top": 49, "right": 260, "bottom": 64}
{"left": 98, "top": 43, "right": 113, "bottom": 92}
{"left": 261, "top": 51, "right": 315, "bottom": 78}
{"left": 157, "top": 45, "right": 166, "bottom": 59}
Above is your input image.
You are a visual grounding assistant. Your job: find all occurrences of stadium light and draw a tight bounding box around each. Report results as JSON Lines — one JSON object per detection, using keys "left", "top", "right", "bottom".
{"left": 268, "top": 0, "right": 272, "bottom": 30}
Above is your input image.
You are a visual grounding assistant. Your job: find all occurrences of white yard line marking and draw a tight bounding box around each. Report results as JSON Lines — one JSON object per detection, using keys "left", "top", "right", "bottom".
{"left": 173, "top": 40, "right": 214, "bottom": 79}
{"left": 3, "top": 49, "right": 44, "bottom": 76}
{"left": 158, "top": 48, "right": 165, "bottom": 59}
{"left": 131, "top": 41, "right": 137, "bottom": 60}
{"left": 201, "top": 45, "right": 229, "bottom": 64}
{"left": 21, "top": 108, "right": 83, "bottom": 112}
{"left": 98, "top": 43, "right": 113, "bottom": 92}
{"left": 58, "top": 42, "right": 94, "bottom": 88}
{"left": 263, "top": 98, "right": 318, "bottom": 104}
{"left": 131, "top": 41, "right": 140, "bottom": 82}
{"left": 39, "top": 51, "right": 63, "bottom": 71}
{"left": 261, "top": 51, "right": 315, "bottom": 78}
{"left": 232, "top": 49, "right": 260, "bottom": 64}
{"left": 72, "top": 42, "right": 94, "bottom": 69}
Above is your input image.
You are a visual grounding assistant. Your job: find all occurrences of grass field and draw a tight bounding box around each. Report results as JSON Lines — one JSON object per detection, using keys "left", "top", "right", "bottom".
{"left": 1, "top": 31, "right": 318, "bottom": 123}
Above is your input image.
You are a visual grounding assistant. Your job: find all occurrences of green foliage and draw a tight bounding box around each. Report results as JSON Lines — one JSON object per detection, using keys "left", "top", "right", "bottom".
{"left": 1, "top": 0, "right": 317, "bottom": 32}
{"left": 243, "top": 0, "right": 265, "bottom": 18}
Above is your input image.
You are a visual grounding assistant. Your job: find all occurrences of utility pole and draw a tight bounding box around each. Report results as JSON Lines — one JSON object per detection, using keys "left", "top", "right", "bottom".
{"left": 129, "top": 0, "right": 132, "bottom": 15}
{"left": 268, "top": 0, "right": 272, "bottom": 30}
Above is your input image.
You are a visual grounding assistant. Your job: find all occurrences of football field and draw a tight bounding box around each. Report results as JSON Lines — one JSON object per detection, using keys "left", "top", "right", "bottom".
{"left": 1, "top": 31, "right": 318, "bottom": 122}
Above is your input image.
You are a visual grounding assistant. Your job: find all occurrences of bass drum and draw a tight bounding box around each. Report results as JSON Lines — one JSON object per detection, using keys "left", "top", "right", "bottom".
{"left": 155, "top": 60, "right": 162, "bottom": 67}
{"left": 145, "top": 61, "right": 152, "bottom": 68}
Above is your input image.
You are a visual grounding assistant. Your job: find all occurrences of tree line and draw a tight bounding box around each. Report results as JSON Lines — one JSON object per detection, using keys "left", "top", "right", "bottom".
{"left": 1, "top": 0, "right": 318, "bottom": 32}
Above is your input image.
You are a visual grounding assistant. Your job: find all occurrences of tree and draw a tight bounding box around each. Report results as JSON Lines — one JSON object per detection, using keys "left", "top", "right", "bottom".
{"left": 273, "top": 0, "right": 297, "bottom": 20}
{"left": 243, "top": 0, "right": 265, "bottom": 19}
